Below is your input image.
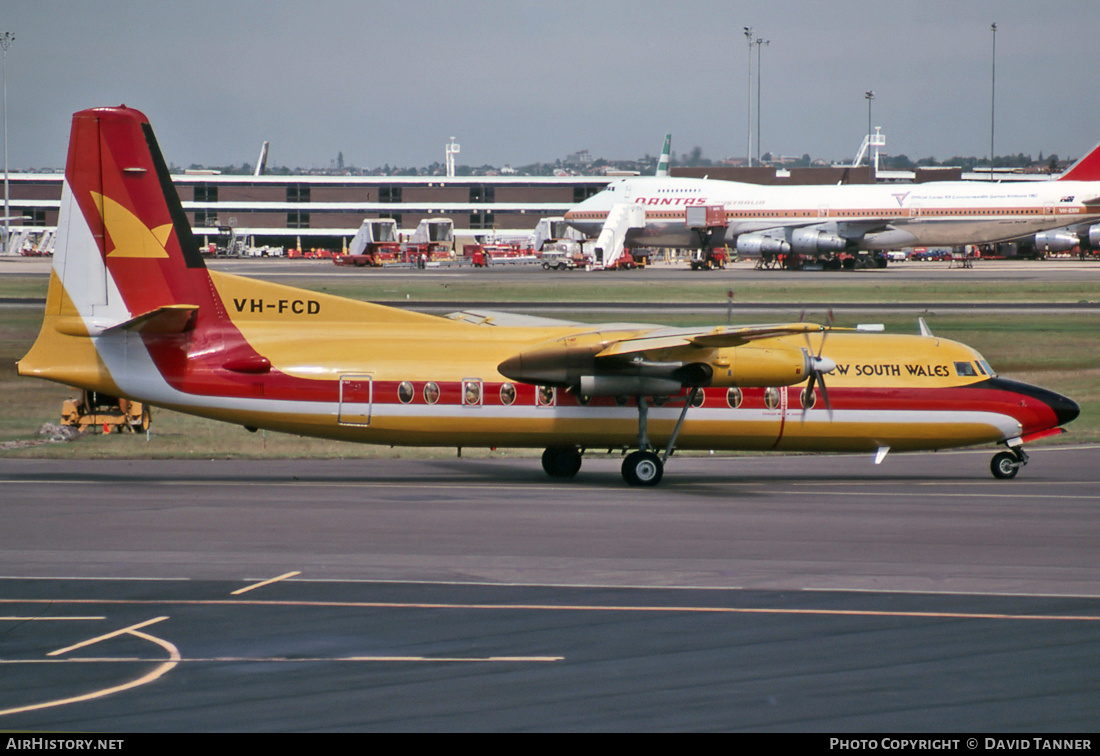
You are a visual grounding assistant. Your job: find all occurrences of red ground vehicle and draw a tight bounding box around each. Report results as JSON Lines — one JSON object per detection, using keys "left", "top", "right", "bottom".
{"left": 405, "top": 219, "right": 455, "bottom": 265}
{"left": 335, "top": 219, "right": 401, "bottom": 266}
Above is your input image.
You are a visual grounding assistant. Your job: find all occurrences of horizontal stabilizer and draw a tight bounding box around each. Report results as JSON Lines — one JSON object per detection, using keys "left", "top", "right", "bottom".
{"left": 103, "top": 304, "right": 199, "bottom": 335}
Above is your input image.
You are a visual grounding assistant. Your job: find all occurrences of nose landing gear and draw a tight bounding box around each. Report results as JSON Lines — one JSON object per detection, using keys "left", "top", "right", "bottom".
{"left": 991, "top": 447, "right": 1029, "bottom": 479}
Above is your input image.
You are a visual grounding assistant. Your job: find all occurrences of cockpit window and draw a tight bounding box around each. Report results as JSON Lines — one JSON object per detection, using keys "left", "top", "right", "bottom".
{"left": 954, "top": 361, "right": 978, "bottom": 377}
{"left": 977, "top": 359, "right": 996, "bottom": 377}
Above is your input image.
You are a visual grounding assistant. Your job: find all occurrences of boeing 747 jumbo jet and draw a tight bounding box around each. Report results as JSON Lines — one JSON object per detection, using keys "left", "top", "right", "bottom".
{"left": 18, "top": 107, "right": 1079, "bottom": 486}
{"left": 564, "top": 144, "right": 1100, "bottom": 263}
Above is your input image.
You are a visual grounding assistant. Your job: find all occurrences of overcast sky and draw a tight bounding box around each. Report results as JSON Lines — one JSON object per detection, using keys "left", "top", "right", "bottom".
{"left": 5, "top": 1, "right": 1099, "bottom": 171}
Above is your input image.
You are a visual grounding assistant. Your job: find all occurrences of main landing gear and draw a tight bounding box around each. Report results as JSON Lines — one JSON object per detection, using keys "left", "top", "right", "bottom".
{"left": 621, "top": 387, "right": 700, "bottom": 487}
{"left": 539, "top": 389, "right": 701, "bottom": 487}
{"left": 991, "top": 446, "right": 1029, "bottom": 480}
{"left": 541, "top": 446, "right": 583, "bottom": 478}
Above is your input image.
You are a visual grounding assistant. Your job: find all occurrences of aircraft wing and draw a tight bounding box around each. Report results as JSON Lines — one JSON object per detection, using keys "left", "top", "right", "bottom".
{"left": 594, "top": 323, "right": 822, "bottom": 358}
{"left": 498, "top": 322, "right": 823, "bottom": 387}
{"left": 445, "top": 309, "right": 584, "bottom": 327}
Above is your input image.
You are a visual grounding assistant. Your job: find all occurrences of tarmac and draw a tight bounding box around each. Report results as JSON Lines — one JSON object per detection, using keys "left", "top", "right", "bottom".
{"left": 2, "top": 447, "right": 1099, "bottom": 731}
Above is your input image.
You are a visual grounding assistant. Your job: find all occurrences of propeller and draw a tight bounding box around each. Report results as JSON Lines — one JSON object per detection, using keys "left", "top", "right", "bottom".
{"left": 800, "top": 310, "right": 835, "bottom": 422}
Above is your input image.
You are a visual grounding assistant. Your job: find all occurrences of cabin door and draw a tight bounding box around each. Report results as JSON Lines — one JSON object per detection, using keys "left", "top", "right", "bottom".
{"left": 338, "top": 374, "right": 373, "bottom": 426}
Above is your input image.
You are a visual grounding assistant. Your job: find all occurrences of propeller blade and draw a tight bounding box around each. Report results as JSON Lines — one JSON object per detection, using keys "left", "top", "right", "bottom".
{"left": 800, "top": 350, "right": 836, "bottom": 423}
{"left": 800, "top": 372, "right": 816, "bottom": 423}
{"left": 818, "top": 373, "right": 834, "bottom": 421}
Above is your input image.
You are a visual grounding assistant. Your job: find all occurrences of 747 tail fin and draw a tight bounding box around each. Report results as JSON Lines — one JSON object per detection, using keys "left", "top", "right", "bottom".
{"left": 1058, "top": 141, "right": 1100, "bottom": 181}
{"left": 655, "top": 133, "right": 672, "bottom": 177}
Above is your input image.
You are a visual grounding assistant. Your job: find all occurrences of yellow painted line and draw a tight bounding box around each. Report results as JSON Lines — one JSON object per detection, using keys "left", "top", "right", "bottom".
{"left": 0, "top": 616, "right": 179, "bottom": 718}
{"left": 231, "top": 571, "right": 301, "bottom": 595}
{"left": 0, "top": 597, "right": 1097, "bottom": 623}
{"left": 0, "top": 655, "right": 560, "bottom": 664}
{"left": 0, "top": 616, "right": 104, "bottom": 621}
{"left": 48, "top": 616, "right": 171, "bottom": 657}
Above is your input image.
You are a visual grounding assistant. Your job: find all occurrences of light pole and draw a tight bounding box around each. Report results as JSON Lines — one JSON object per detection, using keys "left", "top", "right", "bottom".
{"left": 756, "top": 37, "right": 769, "bottom": 166}
{"left": 744, "top": 27, "right": 753, "bottom": 166}
{"left": 1, "top": 32, "right": 12, "bottom": 253}
{"left": 990, "top": 22, "right": 997, "bottom": 181}
{"left": 865, "top": 90, "right": 875, "bottom": 176}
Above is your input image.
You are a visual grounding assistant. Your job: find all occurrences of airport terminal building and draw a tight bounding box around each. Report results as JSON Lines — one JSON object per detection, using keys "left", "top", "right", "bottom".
{"left": 6, "top": 172, "right": 611, "bottom": 252}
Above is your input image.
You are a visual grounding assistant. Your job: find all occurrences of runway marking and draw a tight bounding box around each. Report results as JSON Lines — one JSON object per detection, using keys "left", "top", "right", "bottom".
{"left": 48, "top": 616, "right": 173, "bottom": 656}
{"left": 0, "top": 478, "right": 656, "bottom": 494}
{"left": 2, "top": 597, "right": 1098, "bottom": 623}
{"left": 231, "top": 571, "right": 301, "bottom": 595}
{"left": 4, "top": 578, "right": 1100, "bottom": 600}
{"left": 0, "top": 616, "right": 179, "bottom": 718}
{"left": 786, "top": 488, "right": 1100, "bottom": 501}
{"left": 1, "top": 655, "right": 560, "bottom": 664}
{"left": 0, "top": 616, "right": 104, "bottom": 621}
{"left": 0, "top": 581, "right": 189, "bottom": 585}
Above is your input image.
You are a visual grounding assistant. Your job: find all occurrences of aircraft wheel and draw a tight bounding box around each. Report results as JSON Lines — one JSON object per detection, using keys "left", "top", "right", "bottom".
{"left": 991, "top": 451, "right": 1020, "bottom": 480}
{"left": 136, "top": 406, "right": 151, "bottom": 432}
{"left": 542, "top": 446, "right": 582, "bottom": 479}
{"left": 622, "top": 450, "right": 663, "bottom": 487}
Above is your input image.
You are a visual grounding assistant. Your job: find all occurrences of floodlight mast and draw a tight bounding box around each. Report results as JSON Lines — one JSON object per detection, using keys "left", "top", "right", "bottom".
{"left": 1, "top": 32, "right": 13, "bottom": 253}
{"left": 744, "top": 27, "right": 753, "bottom": 166}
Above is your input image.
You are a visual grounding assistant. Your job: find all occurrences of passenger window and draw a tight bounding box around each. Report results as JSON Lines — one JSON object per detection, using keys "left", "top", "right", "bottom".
{"left": 423, "top": 382, "right": 440, "bottom": 405}
{"left": 764, "top": 387, "right": 781, "bottom": 410}
{"left": 463, "top": 380, "right": 482, "bottom": 406}
{"left": 397, "top": 381, "right": 414, "bottom": 404}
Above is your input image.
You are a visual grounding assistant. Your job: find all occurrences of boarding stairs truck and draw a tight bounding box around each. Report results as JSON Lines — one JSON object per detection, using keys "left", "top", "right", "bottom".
{"left": 335, "top": 218, "right": 401, "bottom": 266}
{"left": 592, "top": 203, "right": 646, "bottom": 270}
{"left": 406, "top": 218, "right": 455, "bottom": 265}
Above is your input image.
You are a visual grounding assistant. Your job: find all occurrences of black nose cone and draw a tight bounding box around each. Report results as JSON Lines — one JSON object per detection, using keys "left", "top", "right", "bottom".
{"left": 1050, "top": 392, "right": 1080, "bottom": 427}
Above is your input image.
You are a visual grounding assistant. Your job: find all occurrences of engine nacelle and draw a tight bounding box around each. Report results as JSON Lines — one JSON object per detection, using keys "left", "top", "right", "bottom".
{"left": 1088, "top": 224, "right": 1100, "bottom": 249}
{"left": 709, "top": 343, "right": 815, "bottom": 388}
{"left": 579, "top": 376, "right": 684, "bottom": 396}
{"left": 1034, "top": 230, "right": 1079, "bottom": 253}
{"left": 790, "top": 228, "right": 848, "bottom": 254}
{"left": 736, "top": 234, "right": 790, "bottom": 255}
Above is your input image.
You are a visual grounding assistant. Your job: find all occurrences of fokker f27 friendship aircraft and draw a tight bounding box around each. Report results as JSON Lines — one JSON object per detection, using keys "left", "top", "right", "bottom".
{"left": 18, "top": 107, "right": 1079, "bottom": 486}
{"left": 565, "top": 143, "right": 1100, "bottom": 259}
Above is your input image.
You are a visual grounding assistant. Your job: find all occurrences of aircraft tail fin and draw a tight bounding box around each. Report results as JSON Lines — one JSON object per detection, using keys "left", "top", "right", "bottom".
{"left": 18, "top": 106, "right": 232, "bottom": 389}
{"left": 655, "top": 133, "right": 672, "bottom": 177}
{"left": 1058, "top": 141, "right": 1100, "bottom": 181}
{"left": 254, "top": 140, "right": 269, "bottom": 177}
{"left": 49, "top": 106, "right": 218, "bottom": 327}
